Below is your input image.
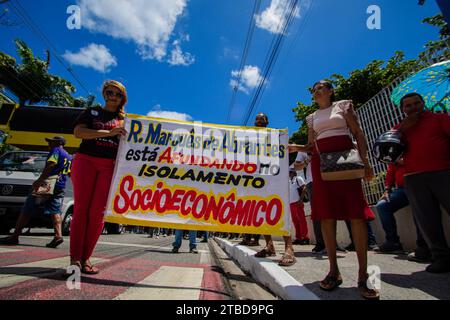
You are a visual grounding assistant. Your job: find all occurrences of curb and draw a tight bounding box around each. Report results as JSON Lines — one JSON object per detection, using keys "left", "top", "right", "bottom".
{"left": 214, "top": 238, "right": 319, "bottom": 300}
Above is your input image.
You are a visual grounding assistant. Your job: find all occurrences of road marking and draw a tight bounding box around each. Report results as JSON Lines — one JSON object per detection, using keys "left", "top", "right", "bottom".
{"left": 20, "top": 237, "right": 208, "bottom": 253}
{"left": 0, "top": 256, "right": 107, "bottom": 289}
{"left": 114, "top": 266, "right": 204, "bottom": 300}
{"left": 0, "top": 248, "right": 23, "bottom": 254}
{"left": 200, "top": 250, "right": 211, "bottom": 265}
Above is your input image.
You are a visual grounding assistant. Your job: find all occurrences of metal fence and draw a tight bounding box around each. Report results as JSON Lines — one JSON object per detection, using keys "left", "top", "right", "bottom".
{"left": 357, "top": 41, "right": 450, "bottom": 205}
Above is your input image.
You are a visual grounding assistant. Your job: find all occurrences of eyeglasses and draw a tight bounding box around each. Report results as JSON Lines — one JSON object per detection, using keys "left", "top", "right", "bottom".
{"left": 105, "top": 90, "right": 124, "bottom": 98}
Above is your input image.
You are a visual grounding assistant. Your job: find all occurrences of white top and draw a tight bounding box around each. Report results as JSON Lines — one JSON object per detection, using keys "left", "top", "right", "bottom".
{"left": 306, "top": 100, "right": 352, "bottom": 141}
{"left": 291, "top": 152, "right": 312, "bottom": 183}
{"left": 289, "top": 176, "right": 305, "bottom": 204}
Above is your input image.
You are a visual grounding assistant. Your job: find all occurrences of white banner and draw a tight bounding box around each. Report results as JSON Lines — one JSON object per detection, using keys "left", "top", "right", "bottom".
{"left": 105, "top": 114, "right": 291, "bottom": 236}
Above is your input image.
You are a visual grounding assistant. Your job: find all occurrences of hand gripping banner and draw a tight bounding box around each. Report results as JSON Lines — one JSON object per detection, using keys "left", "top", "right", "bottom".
{"left": 105, "top": 114, "right": 291, "bottom": 236}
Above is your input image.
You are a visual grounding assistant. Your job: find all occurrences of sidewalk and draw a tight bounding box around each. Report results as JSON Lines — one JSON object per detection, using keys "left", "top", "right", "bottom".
{"left": 214, "top": 237, "right": 450, "bottom": 300}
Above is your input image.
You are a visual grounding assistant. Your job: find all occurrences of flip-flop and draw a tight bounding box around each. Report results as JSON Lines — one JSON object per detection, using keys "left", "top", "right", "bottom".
{"left": 319, "top": 275, "right": 343, "bottom": 291}
{"left": 81, "top": 261, "right": 100, "bottom": 275}
{"left": 255, "top": 248, "right": 276, "bottom": 258}
{"left": 278, "top": 254, "right": 297, "bottom": 266}
{"left": 358, "top": 279, "right": 380, "bottom": 300}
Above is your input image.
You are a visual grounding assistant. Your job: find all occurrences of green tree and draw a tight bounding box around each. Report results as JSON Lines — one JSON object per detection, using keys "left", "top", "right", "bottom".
{"left": 0, "top": 39, "right": 76, "bottom": 107}
{"left": 291, "top": 52, "right": 418, "bottom": 144}
{"left": 419, "top": 14, "right": 450, "bottom": 62}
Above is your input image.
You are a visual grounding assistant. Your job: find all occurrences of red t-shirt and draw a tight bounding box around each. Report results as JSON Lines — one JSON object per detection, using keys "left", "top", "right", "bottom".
{"left": 394, "top": 111, "right": 450, "bottom": 175}
{"left": 385, "top": 163, "right": 405, "bottom": 188}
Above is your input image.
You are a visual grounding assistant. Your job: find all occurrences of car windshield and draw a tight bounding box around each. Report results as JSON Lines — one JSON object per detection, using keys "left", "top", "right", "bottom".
{"left": 0, "top": 152, "right": 47, "bottom": 173}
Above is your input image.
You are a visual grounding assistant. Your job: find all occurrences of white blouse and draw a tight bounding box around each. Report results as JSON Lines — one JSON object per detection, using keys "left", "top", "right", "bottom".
{"left": 306, "top": 100, "right": 353, "bottom": 140}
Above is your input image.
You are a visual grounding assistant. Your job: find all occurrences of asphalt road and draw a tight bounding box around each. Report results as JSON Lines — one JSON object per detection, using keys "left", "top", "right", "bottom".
{"left": 0, "top": 229, "right": 233, "bottom": 300}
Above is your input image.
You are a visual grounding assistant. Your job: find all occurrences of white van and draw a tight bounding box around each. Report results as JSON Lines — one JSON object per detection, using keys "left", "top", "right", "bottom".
{"left": 0, "top": 151, "right": 75, "bottom": 235}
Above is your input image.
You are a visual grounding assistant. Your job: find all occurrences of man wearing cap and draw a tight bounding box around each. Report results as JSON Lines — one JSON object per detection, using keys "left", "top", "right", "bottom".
{"left": 0, "top": 136, "right": 72, "bottom": 248}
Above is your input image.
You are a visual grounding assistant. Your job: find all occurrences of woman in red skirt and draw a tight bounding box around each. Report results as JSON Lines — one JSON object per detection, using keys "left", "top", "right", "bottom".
{"left": 290, "top": 80, "right": 379, "bottom": 300}
{"left": 68, "top": 80, "right": 127, "bottom": 275}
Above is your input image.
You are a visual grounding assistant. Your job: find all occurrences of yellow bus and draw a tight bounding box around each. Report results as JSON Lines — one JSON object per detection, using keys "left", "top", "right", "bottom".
{"left": 0, "top": 102, "right": 82, "bottom": 153}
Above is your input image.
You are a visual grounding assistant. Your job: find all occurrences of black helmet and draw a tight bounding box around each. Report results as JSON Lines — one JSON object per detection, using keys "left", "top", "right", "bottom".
{"left": 373, "top": 130, "right": 405, "bottom": 164}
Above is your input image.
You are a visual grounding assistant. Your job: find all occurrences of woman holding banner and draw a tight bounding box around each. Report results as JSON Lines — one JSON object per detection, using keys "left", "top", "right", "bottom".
{"left": 67, "top": 80, "right": 127, "bottom": 275}
{"left": 290, "top": 80, "right": 378, "bottom": 300}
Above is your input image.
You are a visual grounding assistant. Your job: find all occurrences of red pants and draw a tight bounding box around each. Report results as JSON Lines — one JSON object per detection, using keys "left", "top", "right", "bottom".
{"left": 70, "top": 153, "right": 115, "bottom": 261}
{"left": 290, "top": 201, "right": 309, "bottom": 241}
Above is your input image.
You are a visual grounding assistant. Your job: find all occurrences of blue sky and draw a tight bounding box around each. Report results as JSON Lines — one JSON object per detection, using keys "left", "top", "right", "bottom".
{"left": 0, "top": 0, "right": 442, "bottom": 136}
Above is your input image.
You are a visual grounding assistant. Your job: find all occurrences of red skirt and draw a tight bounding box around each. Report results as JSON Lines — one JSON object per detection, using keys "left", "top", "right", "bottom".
{"left": 311, "top": 135, "right": 375, "bottom": 221}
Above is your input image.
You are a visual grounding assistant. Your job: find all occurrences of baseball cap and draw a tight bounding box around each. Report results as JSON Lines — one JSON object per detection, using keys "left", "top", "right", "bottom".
{"left": 45, "top": 136, "right": 66, "bottom": 146}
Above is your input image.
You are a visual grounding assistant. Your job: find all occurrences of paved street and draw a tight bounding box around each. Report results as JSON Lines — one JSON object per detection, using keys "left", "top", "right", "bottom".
{"left": 226, "top": 238, "right": 450, "bottom": 300}
{"left": 0, "top": 230, "right": 237, "bottom": 300}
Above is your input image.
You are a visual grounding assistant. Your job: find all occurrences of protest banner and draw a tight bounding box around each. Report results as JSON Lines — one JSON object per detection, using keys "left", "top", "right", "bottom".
{"left": 104, "top": 114, "right": 291, "bottom": 236}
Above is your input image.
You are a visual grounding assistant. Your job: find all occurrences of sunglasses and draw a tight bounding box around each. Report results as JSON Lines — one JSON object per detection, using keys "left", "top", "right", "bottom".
{"left": 105, "top": 90, "right": 124, "bottom": 98}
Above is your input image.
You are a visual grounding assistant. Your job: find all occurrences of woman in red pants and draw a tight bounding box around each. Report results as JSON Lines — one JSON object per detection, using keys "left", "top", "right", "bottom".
{"left": 68, "top": 80, "right": 127, "bottom": 274}
{"left": 290, "top": 81, "right": 378, "bottom": 299}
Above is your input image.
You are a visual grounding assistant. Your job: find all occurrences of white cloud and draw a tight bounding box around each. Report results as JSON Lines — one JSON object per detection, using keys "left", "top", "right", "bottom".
{"left": 255, "top": 0, "right": 300, "bottom": 34}
{"left": 147, "top": 104, "right": 193, "bottom": 121}
{"left": 63, "top": 43, "right": 117, "bottom": 72}
{"left": 168, "top": 36, "right": 195, "bottom": 66}
{"left": 78, "top": 0, "right": 192, "bottom": 63}
{"left": 230, "top": 65, "right": 264, "bottom": 94}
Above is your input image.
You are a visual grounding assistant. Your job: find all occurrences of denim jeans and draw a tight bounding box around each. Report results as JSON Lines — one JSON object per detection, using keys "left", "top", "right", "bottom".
{"left": 376, "top": 188, "right": 409, "bottom": 244}
{"left": 345, "top": 220, "right": 377, "bottom": 246}
{"left": 173, "top": 230, "right": 197, "bottom": 250}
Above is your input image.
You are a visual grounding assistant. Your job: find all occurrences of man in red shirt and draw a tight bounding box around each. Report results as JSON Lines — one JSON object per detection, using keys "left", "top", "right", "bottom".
{"left": 396, "top": 93, "right": 450, "bottom": 273}
{"left": 374, "top": 158, "right": 430, "bottom": 261}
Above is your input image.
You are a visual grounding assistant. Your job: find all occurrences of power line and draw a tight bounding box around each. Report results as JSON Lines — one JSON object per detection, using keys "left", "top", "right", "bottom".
{"left": 8, "top": 0, "right": 91, "bottom": 95}
{"left": 226, "top": 0, "right": 261, "bottom": 122}
{"left": 242, "top": 0, "right": 299, "bottom": 125}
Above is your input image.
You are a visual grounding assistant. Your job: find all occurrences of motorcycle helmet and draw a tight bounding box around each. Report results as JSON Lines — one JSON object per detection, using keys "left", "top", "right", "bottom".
{"left": 373, "top": 130, "right": 405, "bottom": 164}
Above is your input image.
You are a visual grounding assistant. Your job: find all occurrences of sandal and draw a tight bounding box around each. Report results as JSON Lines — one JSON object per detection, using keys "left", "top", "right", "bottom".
{"left": 255, "top": 248, "right": 276, "bottom": 258}
{"left": 319, "top": 274, "right": 343, "bottom": 291}
{"left": 81, "top": 260, "right": 100, "bottom": 275}
{"left": 358, "top": 278, "right": 380, "bottom": 300}
{"left": 278, "top": 253, "right": 297, "bottom": 266}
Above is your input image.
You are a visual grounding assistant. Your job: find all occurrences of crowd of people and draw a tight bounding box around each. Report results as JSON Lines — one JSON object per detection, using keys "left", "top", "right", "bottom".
{"left": 1, "top": 78, "right": 449, "bottom": 301}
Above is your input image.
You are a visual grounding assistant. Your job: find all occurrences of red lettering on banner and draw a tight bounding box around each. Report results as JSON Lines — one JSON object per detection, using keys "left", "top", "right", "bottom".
{"left": 112, "top": 176, "right": 283, "bottom": 228}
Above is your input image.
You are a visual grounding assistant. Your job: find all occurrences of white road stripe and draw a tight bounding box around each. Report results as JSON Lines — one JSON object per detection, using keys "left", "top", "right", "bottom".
{"left": 0, "top": 248, "right": 23, "bottom": 254}
{"left": 20, "top": 237, "right": 208, "bottom": 253}
{"left": 0, "top": 256, "right": 107, "bottom": 289}
{"left": 115, "top": 266, "right": 204, "bottom": 300}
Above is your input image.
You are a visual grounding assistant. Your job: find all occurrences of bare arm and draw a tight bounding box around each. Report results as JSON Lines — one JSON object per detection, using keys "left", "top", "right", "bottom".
{"left": 74, "top": 123, "right": 127, "bottom": 140}
{"left": 343, "top": 107, "right": 374, "bottom": 181}
{"left": 32, "top": 162, "right": 57, "bottom": 191}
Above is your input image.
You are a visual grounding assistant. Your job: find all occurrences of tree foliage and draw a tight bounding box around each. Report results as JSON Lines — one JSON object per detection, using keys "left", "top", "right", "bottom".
{"left": 291, "top": 52, "right": 418, "bottom": 144}
{"left": 290, "top": 13, "right": 449, "bottom": 144}
{"left": 0, "top": 39, "right": 76, "bottom": 106}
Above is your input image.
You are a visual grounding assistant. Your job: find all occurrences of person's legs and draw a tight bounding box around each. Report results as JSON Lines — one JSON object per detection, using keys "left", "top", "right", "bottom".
{"left": 351, "top": 219, "right": 379, "bottom": 299}
{"left": 405, "top": 173, "right": 450, "bottom": 265}
{"left": 298, "top": 202, "right": 309, "bottom": 241}
{"left": 189, "top": 230, "right": 197, "bottom": 251}
{"left": 321, "top": 219, "right": 339, "bottom": 276}
{"left": 51, "top": 214, "right": 62, "bottom": 239}
{"left": 306, "top": 182, "right": 324, "bottom": 248}
{"left": 278, "top": 236, "right": 296, "bottom": 266}
{"left": 172, "top": 229, "right": 182, "bottom": 249}
{"left": 70, "top": 155, "right": 97, "bottom": 263}
{"left": 376, "top": 188, "right": 409, "bottom": 244}
{"left": 367, "top": 221, "right": 377, "bottom": 248}
{"left": 350, "top": 219, "right": 369, "bottom": 280}
{"left": 81, "top": 159, "right": 114, "bottom": 262}
{"left": 255, "top": 235, "right": 276, "bottom": 257}
{"left": 290, "top": 202, "right": 303, "bottom": 241}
